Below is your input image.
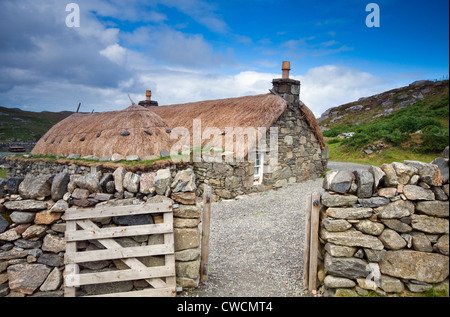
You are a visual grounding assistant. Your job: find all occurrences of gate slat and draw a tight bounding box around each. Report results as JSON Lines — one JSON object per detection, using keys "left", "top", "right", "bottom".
{"left": 64, "top": 203, "right": 172, "bottom": 221}
{"left": 65, "top": 221, "right": 172, "bottom": 241}
{"left": 65, "top": 243, "right": 174, "bottom": 264}
{"left": 65, "top": 266, "right": 174, "bottom": 287}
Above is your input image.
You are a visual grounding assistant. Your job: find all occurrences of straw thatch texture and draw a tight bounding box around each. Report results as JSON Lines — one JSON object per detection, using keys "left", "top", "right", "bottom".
{"left": 153, "top": 93, "right": 288, "bottom": 159}
{"left": 298, "top": 101, "right": 326, "bottom": 150}
{"left": 32, "top": 105, "right": 172, "bottom": 158}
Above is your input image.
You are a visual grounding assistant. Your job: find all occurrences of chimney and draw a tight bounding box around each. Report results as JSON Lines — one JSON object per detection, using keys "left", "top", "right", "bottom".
{"left": 139, "top": 90, "right": 159, "bottom": 108}
{"left": 282, "top": 61, "right": 291, "bottom": 79}
{"left": 271, "top": 61, "right": 301, "bottom": 106}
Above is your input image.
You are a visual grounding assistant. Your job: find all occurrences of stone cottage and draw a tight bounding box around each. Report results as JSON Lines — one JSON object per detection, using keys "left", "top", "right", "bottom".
{"left": 31, "top": 62, "right": 328, "bottom": 200}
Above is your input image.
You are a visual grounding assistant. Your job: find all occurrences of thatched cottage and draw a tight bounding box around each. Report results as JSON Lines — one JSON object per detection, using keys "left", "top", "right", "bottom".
{"left": 32, "top": 62, "right": 328, "bottom": 200}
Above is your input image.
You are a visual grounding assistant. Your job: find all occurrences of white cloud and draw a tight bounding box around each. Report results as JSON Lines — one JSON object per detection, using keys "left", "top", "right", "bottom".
{"left": 295, "top": 65, "right": 393, "bottom": 117}
{"left": 100, "top": 44, "right": 128, "bottom": 65}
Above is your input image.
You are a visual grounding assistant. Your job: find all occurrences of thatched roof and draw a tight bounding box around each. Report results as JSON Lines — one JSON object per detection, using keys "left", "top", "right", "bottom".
{"left": 152, "top": 93, "right": 288, "bottom": 159}
{"left": 32, "top": 93, "right": 325, "bottom": 159}
{"left": 31, "top": 105, "right": 172, "bottom": 158}
{"left": 153, "top": 93, "right": 326, "bottom": 154}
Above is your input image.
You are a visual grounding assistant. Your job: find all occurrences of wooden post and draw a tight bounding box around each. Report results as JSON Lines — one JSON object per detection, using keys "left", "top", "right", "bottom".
{"left": 308, "top": 192, "right": 321, "bottom": 292}
{"left": 302, "top": 195, "right": 312, "bottom": 290}
{"left": 200, "top": 184, "right": 212, "bottom": 283}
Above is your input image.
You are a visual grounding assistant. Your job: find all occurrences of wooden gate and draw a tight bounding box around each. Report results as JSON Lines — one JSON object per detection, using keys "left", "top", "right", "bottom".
{"left": 63, "top": 202, "right": 176, "bottom": 297}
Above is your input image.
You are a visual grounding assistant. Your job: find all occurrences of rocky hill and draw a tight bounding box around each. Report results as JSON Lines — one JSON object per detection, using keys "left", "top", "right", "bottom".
{"left": 0, "top": 106, "right": 73, "bottom": 144}
{"left": 319, "top": 79, "right": 449, "bottom": 130}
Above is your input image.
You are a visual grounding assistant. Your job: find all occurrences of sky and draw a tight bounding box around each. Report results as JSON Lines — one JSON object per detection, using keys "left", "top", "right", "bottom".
{"left": 0, "top": 0, "right": 448, "bottom": 117}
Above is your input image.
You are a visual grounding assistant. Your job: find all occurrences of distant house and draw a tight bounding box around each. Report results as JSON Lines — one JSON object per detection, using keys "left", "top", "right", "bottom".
{"left": 32, "top": 62, "right": 328, "bottom": 200}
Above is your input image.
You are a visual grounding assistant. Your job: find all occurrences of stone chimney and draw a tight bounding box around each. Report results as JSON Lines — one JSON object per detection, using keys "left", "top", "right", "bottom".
{"left": 138, "top": 90, "right": 159, "bottom": 108}
{"left": 271, "top": 61, "right": 301, "bottom": 106}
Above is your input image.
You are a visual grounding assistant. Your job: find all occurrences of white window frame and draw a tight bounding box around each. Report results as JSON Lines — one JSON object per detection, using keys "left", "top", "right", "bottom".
{"left": 253, "top": 151, "right": 264, "bottom": 185}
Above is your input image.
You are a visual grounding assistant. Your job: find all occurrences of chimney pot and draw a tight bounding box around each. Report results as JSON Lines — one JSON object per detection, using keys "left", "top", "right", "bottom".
{"left": 282, "top": 61, "right": 291, "bottom": 79}
{"left": 146, "top": 90, "right": 152, "bottom": 101}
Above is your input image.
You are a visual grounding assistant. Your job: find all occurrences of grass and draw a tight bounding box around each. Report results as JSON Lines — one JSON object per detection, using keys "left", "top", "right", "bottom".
{"left": 336, "top": 284, "right": 448, "bottom": 297}
{"left": 327, "top": 141, "right": 439, "bottom": 166}
{"left": 0, "top": 168, "right": 6, "bottom": 178}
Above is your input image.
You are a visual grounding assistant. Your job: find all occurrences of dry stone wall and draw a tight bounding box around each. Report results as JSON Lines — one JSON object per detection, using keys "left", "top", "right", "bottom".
{"left": 319, "top": 156, "right": 449, "bottom": 296}
{"left": 0, "top": 164, "right": 201, "bottom": 297}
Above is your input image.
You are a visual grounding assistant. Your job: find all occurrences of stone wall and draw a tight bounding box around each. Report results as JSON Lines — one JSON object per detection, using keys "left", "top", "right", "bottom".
{"left": 318, "top": 156, "right": 449, "bottom": 296}
{"left": 0, "top": 164, "right": 201, "bottom": 297}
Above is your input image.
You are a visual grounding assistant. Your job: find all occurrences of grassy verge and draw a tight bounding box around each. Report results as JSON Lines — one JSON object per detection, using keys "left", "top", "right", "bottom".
{"left": 327, "top": 141, "right": 439, "bottom": 166}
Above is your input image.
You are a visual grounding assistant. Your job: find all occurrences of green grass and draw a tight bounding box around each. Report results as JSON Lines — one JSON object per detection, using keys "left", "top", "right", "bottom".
{"left": 323, "top": 81, "right": 449, "bottom": 158}
{"left": 0, "top": 168, "right": 6, "bottom": 178}
{"left": 327, "top": 141, "right": 438, "bottom": 166}
{"left": 0, "top": 106, "right": 73, "bottom": 142}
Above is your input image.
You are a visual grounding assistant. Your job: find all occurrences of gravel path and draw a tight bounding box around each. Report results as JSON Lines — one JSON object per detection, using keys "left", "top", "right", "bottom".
{"left": 180, "top": 162, "right": 370, "bottom": 297}
{"left": 181, "top": 178, "right": 325, "bottom": 297}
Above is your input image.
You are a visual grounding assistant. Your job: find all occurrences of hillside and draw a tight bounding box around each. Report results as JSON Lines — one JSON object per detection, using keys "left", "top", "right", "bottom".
{"left": 319, "top": 79, "right": 449, "bottom": 129}
{"left": 0, "top": 106, "right": 73, "bottom": 143}
{"left": 319, "top": 79, "right": 449, "bottom": 163}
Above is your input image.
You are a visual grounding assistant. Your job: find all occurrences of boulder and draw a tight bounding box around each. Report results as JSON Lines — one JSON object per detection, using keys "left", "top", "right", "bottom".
{"left": 415, "top": 201, "right": 449, "bottom": 217}
{"left": 40, "top": 267, "right": 62, "bottom": 292}
{"left": 380, "top": 164, "right": 398, "bottom": 187}
{"left": 354, "top": 169, "right": 374, "bottom": 198}
{"left": 403, "top": 185, "right": 435, "bottom": 201}
{"left": 324, "top": 243, "right": 357, "bottom": 257}
{"left": 392, "top": 162, "right": 417, "bottom": 185}
{"left": 3, "top": 200, "right": 48, "bottom": 212}
{"left": 324, "top": 275, "right": 356, "bottom": 288}
{"left": 431, "top": 157, "right": 449, "bottom": 184}
{"left": 76, "top": 172, "right": 102, "bottom": 193}
{"left": 435, "top": 234, "right": 449, "bottom": 255}
{"left": 325, "top": 207, "right": 373, "bottom": 220}
{"left": 354, "top": 219, "right": 385, "bottom": 236}
{"left": 323, "top": 170, "right": 353, "bottom": 194}
{"left": 123, "top": 172, "right": 140, "bottom": 193}
{"left": 42, "top": 234, "right": 66, "bottom": 253}
{"left": 113, "top": 166, "right": 127, "bottom": 193}
{"left": 374, "top": 200, "right": 414, "bottom": 219}
{"left": 320, "top": 228, "right": 384, "bottom": 250}
{"left": 51, "top": 172, "right": 70, "bottom": 201}
{"left": 379, "top": 229, "right": 407, "bottom": 250}
{"left": 322, "top": 219, "right": 352, "bottom": 232}
{"left": 140, "top": 172, "right": 156, "bottom": 195}
{"left": 174, "top": 227, "right": 200, "bottom": 251}
{"left": 404, "top": 160, "right": 442, "bottom": 186}
{"left": 369, "top": 165, "right": 385, "bottom": 191}
{"left": 19, "top": 174, "right": 54, "bottom": 199}
{"left": 411, "top": 214, "right": 449, "bottom": 234}
{"left": 357, "top": 197, "right": 390, "bottom": 208}
{"left": 321, "top": 192, "right": 358, "bottom": 207}
{"left": 154, "top": 168, "right": 171, "bottom": 195}
{"left": 5, "top": 177, "right": 24, "bottom": 195}
{"left": 379, "top": 250, "right": 449, "bottom": 283}
{"left": 171, "top": 169, "right": 196, "bottom": 192}
{"left": 7, "top": 263, "right": 51, "bottom": 295}
{"left": 0, "top": 214, "right": 8, "bottom": 234}
{"left": 171, "top": 192, "right": 196, "bottom": 205}
{"left": 9, "top": 211, "right": 35, "bottom": 224}
{"left": 324, "top": 253, "right": 370, "bottom": 280}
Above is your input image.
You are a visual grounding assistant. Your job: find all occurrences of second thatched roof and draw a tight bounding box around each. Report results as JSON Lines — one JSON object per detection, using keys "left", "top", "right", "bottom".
{"left": 31, "top": 105, "right": 172, "bottom": 158}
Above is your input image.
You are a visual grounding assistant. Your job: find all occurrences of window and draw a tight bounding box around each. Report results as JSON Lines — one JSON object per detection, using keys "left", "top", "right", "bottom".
{"left": 253, "top": 151, "right": 264, "bottom": 185}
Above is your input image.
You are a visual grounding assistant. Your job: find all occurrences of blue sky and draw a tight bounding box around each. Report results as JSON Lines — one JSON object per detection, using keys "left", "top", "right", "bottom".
{"left": 0, "top": 0, "right": 448, "bottom": 117}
